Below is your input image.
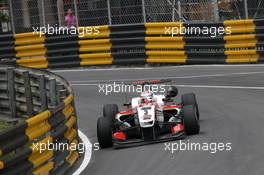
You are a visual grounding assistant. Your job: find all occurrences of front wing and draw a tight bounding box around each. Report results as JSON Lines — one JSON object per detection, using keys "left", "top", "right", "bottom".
{"left": 113, "top": 130, "right": 185, "bottom": 149}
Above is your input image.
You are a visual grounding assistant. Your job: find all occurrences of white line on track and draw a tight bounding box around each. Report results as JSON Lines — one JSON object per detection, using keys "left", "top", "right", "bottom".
{"left": 52, "top": 67, "right": 154, "bottom": 72}
{"left": 52, "top": 64, "right": 264, "bottom": 73}
{"left": 70, "top": 83, "right": 264, "bottom": 90}
{"left": 69, "top": 71, "right": 264, "bottom": 83}
{"left": 72, "top": 130, "right": 92, "bottom": 175}
{"left": 174, "top": 85, "right": 264, "bottom": 90}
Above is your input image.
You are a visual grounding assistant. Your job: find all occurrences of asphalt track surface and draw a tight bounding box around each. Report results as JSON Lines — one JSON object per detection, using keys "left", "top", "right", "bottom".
{"left": 56, "top": 65, "right": 264, "bottom": 175}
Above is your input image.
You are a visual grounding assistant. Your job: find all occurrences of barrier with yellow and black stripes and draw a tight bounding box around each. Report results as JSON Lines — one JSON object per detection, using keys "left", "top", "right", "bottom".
{"left": 14, "top": 32, "right": 48, "bottom": 69}
{"left": 145, "top": 22, "right": 186, "bottom": 64}
{"left": 223, "top": 19, "right": 264, "bottom": 64}
{"left": 0, "top": 65, "right": 80, "bottom": 175}
{"left": 46, "top": 33, "right": 80, "bottom": 68}
{"left": 0, "top": 35, "right": 16, "bottom": 65}
{"left": 110, "top": 24, "right": 147, "bottom": 65}
{"left": 79, "top": 26, "right": 112, "bottom": 66}
{"left": 0, "top": 19, "right": 264, "bottom": 68}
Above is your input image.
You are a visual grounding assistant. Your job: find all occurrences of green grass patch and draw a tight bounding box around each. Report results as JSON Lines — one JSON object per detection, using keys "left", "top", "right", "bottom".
{"left": 0, "top": 120, "right": 11, "bottom": 133}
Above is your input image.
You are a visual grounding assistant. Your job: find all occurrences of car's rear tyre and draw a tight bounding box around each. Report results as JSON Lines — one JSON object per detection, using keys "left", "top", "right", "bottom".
{"left": 182, "top": 105, "right": 200, "bottom": 135}
{"left": 103, "top": 104, "right": 119, "bottom": 122}
{"left": 97, "top": 117, "right": 113, "bottom": 148}
{"left": 181, "top": 93, "right": 200, "bottom": 120}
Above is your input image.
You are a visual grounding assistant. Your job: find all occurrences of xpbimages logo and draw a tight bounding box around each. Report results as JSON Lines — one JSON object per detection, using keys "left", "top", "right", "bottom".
{"left": 32, "top": 140, "right": 100, "bottom": 154}
{"left": 164, "top": 23, "right": 232, "bottom": 38}
{"left": 164, "top": 140, "right": 232, "bottom": 154}
{"left": 98, "top": 82, "right": 166, "bottom": 95}
{"left": 32, "top": 24, "right": 100, "bottom": 37}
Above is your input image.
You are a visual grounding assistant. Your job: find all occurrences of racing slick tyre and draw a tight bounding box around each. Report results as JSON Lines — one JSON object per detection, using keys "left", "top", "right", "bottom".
{"left": 182, "top": 105, "right": 200, "bottom": 135}
{"left": 181, "top": 93, "right": 200, "bottom": 120}
{"left": 103, "top": 104, "right": 119, "bottom": 122}
{"left": 97, "top": 117, "right": 113, "bottom": 148}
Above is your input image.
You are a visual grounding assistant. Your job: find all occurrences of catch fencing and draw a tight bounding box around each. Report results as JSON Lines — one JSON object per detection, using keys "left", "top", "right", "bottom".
{"left": 3, "top": 0, "right": 264, "bottom": 34}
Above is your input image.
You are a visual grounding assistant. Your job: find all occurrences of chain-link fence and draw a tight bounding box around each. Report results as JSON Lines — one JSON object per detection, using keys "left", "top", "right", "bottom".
{"left": 5, "top": 0, "right": 264, "bottom": 34}
{"left": 218, "top": 0, "right": 247, "bottom": 20}
{"left": 0, "top": 0, "right": 12, "bottom": 34}
{"left": 181, "top": 0, "right": 218, "bottom": 21}
{"left": 218, "top": 0, "right": 264, "bottom": 20}
{"left": 10, "top": 0, "right": 40, "bottom": 33}
{"left": 110, "top": 0, "right": 144, "bottom": 24}
{"left": 145, "top": 0, "right": 175, "bottom": 22}
{"left": 77, "top": 0, "right": 109, "bottom": 26}
{"left": 248, "top": 0, "right": 264, "bottom": 19}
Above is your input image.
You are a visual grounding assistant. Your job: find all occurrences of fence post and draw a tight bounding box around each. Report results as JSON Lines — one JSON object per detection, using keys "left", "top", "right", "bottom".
{"left": 244, "top": 0, "right": 249, "bottom": 19}
{"left": 57, "top": 84, "right": 66, "bottom": 103}
{"left": 39, "top": 0, "right": 46, "bottom": 27}
{"left": 142, "top": 0, "right": 146, "bottom": 23}
{"left": 8, "top": 0, "right": 15, "bottom": 34}
{"left": 23, "top": 71, "right": 34, "bottom": 117}
{"left": 178, "top": 0, "right": 182, "bottom": 22}
{"left": 7, "top": 68, "right": 16, "bottom": 118}
{"left": 172, "top": 0, "right": 176, "bottom": 22}
{"left": 74, "top": 0, "right": 79, "bottom": 28}
{"left": 57, "top": 0, "right": 64, "bottom": 26}
{"left": 107, "top": 0, "right": 112, "bottom": 25}
{"left": 39, "top": 75, "right": 48, "bottom": 111}
{"left": 49, "top": 79, "right": 58, "bottom": 107}
{"left": 212, "top": 0, "right": 220, "bottom": 22}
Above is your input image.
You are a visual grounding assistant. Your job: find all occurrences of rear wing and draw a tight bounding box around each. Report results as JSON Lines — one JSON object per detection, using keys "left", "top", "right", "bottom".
{"left": 129, "top": 79, "right": 171, "bottom": 86}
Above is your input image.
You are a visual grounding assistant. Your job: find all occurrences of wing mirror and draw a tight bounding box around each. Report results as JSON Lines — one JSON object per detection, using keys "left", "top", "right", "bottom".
{"left": 123, "top": 102, "right": 131, "bottom": 107}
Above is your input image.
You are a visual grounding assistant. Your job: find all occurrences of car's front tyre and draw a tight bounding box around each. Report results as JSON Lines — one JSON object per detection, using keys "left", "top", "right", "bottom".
{"left": 181, "top": 93, "right": 200, "bottom": 120}
{"left": 97, "top": 117, "right": 113, "bottom": 148}
{"left": 182, "top": 105, "right": 200, "bottom": 135}
{"left": 103, "top": 104, "right": 119, "bottom": 122}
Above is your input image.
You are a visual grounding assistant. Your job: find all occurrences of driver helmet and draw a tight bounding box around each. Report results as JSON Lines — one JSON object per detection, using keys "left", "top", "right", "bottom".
{"left": 140, "top": 91, "right": 153, "bottom": 100}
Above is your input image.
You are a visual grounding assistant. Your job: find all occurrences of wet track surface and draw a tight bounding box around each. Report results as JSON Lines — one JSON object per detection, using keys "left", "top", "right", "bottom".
{"left": 57, "top": 65, "right": 264, "bottom": 175}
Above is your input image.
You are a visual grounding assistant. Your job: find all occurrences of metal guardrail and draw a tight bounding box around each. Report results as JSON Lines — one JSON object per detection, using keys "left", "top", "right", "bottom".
{"left": 0, "top": 65, "right": 79, "bottom": 175}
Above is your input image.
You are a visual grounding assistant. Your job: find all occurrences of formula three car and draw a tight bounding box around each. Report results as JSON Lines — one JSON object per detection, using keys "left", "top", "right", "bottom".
{"left": 97, "top": 79, "right": 200, "bottom": 148}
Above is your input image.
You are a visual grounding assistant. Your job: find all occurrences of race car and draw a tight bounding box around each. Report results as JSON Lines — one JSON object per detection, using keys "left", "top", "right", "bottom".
{"left": 97, "top": 79, "right": 200, "bottom": 148}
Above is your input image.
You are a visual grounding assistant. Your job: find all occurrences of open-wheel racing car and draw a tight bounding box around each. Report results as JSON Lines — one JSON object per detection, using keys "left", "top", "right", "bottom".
{"left": 97, "top": 79, "right": 200, "bottom": 148}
